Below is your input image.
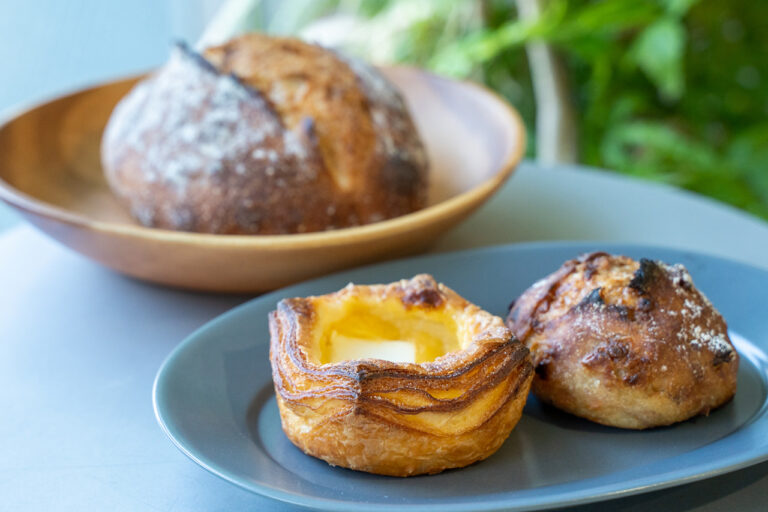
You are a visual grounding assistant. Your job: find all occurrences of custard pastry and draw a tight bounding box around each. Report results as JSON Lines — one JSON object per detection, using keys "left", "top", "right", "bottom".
{"left": 269, "top": 274, "right": 533, "bottom": 476}
{"left": 507, "top": 252, "right": 739, "bottom": 429}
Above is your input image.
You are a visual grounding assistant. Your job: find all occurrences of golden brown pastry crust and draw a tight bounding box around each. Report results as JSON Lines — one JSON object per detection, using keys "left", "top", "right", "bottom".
{"left": 507, "top": 252, "right": 739, "bottom": 429}
{"left": 101, "top": 35, "right": 427, "bottom": 234}
{"left": 269, "top": 274, "right": 533, "bottom": 476}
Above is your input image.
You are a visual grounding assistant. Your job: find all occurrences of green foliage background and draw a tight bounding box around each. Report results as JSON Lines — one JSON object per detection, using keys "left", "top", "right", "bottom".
{"left": 259, "top": 0, "right": 768, "bottom": 219}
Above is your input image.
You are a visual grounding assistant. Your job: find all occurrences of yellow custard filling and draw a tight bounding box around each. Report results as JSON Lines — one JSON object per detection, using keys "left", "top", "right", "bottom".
{"left": 309, "top": 299, "right": 461, "bottom": 365}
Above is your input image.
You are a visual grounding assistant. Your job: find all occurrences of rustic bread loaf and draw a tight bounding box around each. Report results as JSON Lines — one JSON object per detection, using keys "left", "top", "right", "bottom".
{"left": 101, "top": 34, "right": 428, "bottom": 234}
{"left": 507, "top": 252, "right": 738, "bottom": 429}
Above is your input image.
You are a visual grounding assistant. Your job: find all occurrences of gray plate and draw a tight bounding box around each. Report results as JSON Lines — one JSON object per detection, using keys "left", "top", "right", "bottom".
{"left": 153, "top": 242, "right": 768, "bottom": 511}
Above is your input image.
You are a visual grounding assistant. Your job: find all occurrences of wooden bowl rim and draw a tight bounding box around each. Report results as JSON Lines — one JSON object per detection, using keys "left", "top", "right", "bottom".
{"left": 0, "top": 65, "right": 525, "bottom": 250}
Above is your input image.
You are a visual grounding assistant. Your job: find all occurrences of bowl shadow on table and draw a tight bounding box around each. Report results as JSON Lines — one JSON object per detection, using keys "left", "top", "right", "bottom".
{"left": 231, "top": 339, "right": 758, "bottom": 504}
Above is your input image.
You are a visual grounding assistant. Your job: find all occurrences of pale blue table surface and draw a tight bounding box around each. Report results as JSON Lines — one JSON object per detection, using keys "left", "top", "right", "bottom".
{"left": 2, "top": 1, "right": 768, "bottom": 511}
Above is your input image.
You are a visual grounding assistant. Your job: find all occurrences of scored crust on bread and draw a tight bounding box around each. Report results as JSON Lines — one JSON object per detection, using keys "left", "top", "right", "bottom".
{"left": 506, "top": 252, "right": 739, "bottom": 429}
{"left": 102, "top": 35, "right": 428, "bottom": 234}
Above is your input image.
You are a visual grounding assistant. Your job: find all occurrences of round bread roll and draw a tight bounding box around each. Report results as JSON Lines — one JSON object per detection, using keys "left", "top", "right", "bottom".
{"left": 506, "top": 252, "right": 739, "bottom": 429}
{"left": 101, "top": 34, "right": 428, "bottom": 234}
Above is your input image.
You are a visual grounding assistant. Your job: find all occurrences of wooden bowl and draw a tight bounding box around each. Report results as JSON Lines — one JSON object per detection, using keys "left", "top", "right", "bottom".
{"left": 0, "top": 67, "right": 525, "bottom": 293}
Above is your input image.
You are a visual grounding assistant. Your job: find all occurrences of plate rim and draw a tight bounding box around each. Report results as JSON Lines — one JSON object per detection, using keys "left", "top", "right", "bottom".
{"left": 153, "top": 240, "right": 768, "bottom": 511}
